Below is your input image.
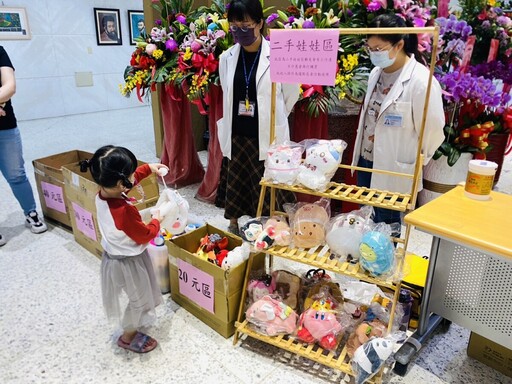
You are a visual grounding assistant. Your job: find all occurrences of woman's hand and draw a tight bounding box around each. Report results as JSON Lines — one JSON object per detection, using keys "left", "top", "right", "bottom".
{"left": 148, "top": 163, "right": 169, "bottom": 176}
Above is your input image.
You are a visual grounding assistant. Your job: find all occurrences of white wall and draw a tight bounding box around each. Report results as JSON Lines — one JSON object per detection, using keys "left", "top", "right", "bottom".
{"left": 1, "top": 0, "right": 147, "bottom": 121}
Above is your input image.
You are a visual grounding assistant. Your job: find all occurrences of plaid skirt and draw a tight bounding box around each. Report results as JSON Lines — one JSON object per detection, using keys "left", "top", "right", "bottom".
{"left": 215, "top": 135, "right": 295, "bottom": 219}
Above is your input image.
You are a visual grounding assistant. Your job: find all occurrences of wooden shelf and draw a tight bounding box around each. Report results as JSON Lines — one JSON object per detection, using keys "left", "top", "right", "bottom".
{"left": 260, "top": 180, "right": 412, "bottom": 212}
{"left": 236, "top": 320, "right": 382, "bottom": 383}
{"left": 265, "top": 244, "right": 404, "bottom": 290}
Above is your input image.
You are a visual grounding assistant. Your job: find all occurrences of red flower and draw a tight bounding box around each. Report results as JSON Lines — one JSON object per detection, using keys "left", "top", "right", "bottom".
{"left": 138, "top": 56, "right": 155, "bottom": 70}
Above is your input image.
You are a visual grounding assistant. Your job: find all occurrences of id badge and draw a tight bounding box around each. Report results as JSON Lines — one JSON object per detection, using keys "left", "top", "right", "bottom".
{"left": 238, "top": 100, "right": 255, "bottom": 117}
{"left": 383, "top": 114, "right": 403, "bottom": 127}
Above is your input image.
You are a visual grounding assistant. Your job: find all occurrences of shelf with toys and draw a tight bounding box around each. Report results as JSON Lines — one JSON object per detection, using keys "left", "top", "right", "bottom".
{"left": 232, "top": 26, "right": 440, "bottom": 384}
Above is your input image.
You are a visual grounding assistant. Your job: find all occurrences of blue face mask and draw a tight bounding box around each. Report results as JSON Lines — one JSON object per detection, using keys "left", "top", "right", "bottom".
{"left": 369, "top": 49, "right": 396, "bottom": 69}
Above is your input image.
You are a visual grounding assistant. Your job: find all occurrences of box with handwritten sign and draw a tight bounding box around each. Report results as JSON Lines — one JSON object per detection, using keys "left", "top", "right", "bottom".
{"left": 61, "top": 161, "right": 159, "bottom": 259}
{"left": 167, "top": 224, "right": 265, "bottom": 338}
{"left": 33, "top": 150, "right": 93, "bottom": 229}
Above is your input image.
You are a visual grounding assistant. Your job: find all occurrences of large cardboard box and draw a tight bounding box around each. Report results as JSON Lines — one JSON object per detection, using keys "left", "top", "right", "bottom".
{"left": 62, "top": 161, "right": 159, "bottom": 258}
{"left": 33, "top": 150, "right": 93, "bottom": 228}
{"left": 167, "top": 224, "right": 265, "bottom": 338}
{"left": 467, "top": 332, "right": 512, "bottom": 378}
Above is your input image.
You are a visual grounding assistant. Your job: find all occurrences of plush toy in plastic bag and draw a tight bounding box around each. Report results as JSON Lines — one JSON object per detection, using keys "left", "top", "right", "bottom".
{"left": 151, "top": 189, "right": 189, "bottom": 235}
{"left": 245, "top": 295, "right": 298, "bottom": 336}
{"left": 285, "top": 198, "right": 330, "bottom": 249}
{"left": 326, "top": 206, "right": 374, "bottom": 261}
{"left": 346, "top": 319, "right": 388, "bottom": 358}
{"left": 272, "top": 269, "right": 301, "bottom": 310}
{"left": 296, "top": 139, "right": 347, "bottom": 192}
{"left": 359, "top": 223, "right": 399, "bottom": 276}
{"left": 264, "top": 141, "right": 303, "bottom": 185}
{"left": 295, "top": 287, "right": 348, "bottom": 351}
{"left": 351, "top": 337, "right": 394, "bottom": 384}
{"left": 255, "top": 216, "right": 292, "bottom": 250}
{"left": 247, "top": 273, "right": 276, "bottom": 304}
{"left": 238, "top": 216, "right": 265, "bottom": 244}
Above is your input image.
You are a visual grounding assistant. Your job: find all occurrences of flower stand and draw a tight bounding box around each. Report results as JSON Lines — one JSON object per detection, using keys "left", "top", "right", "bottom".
{"left": 159, "top": 83, "right": 205, "bottom": 187}
{"left": 418, "top": 152, "right": 472, "bottom": 207}
{"left": 196, "top": 85, "right": 224, "bottom": 203}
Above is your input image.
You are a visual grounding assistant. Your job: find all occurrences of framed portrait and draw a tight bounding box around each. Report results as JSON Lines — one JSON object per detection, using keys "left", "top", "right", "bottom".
{"left": 128, "top": 10, "right": 145, "bottom": 45}
{"left": 0, "top": 7, "right": 31, "bottom": 40}
{"left": 94, "top": 8, "right": 122, "bottom": 46}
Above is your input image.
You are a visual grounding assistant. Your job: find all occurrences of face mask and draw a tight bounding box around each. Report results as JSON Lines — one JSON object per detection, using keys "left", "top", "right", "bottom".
{"left": 369, "top": 49, "right": 396, "bottom": 69}
{"left": 232, "top": 28, "right": 257, "bottom": 46}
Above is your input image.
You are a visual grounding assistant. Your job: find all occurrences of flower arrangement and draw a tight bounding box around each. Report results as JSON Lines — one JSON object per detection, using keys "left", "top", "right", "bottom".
{"left": 120, "top": 0, "right": 195, "bottom": 99}
{"left": 168, "top": 9, "right": 233, "bottom": 103}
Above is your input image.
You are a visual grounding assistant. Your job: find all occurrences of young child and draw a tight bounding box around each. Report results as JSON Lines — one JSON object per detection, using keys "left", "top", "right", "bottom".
{"left": 81, "top": 145, "right": 168, "bottom": 353}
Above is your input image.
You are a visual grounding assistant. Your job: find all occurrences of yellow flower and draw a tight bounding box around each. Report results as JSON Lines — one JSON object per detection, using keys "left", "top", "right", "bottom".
{"left": 487, "top": 0, "right": 496, "bottom": 5}
{"left": 183, "top": 47, "right": 192, "bottom": 61}
{"left": 210, "top": 12, "right": 219, "bottom": 23}
{"left": 218, "top": 19, "right": 229, "bottom": 33}
{"left": 324, "top": 9, "right": 340, "bottom": 26}
{"left": 152, "top": 49, "right": 163, "bottom": 59}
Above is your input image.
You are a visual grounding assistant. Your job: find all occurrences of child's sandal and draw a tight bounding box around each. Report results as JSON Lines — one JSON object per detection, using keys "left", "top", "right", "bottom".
{"left": 117, "top": 332, "right": 157, "bottom": 353}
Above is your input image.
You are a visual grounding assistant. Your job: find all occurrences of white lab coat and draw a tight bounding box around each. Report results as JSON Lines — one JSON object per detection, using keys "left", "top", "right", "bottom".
{"left": 216, "top": 39, "right": 300, "bottom": 160}
{"left": 351, "top": 56, "right": 445, "bottom": 193}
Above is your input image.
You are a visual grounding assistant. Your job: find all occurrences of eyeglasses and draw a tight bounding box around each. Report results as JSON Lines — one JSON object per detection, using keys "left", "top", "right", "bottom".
{"left": 229, "top": 23, "right": 257, "bottom": 32}
{"left": 363, "top": 43, "right": 394, "bottom": 54}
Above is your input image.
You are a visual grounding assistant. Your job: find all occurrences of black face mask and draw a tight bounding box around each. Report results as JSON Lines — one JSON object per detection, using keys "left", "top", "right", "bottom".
{"left": 231, "top": 28, "right": 257, "bottom": 46}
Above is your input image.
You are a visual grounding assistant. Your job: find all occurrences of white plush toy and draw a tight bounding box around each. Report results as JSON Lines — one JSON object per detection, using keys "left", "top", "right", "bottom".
{"left": 221, "top": 242, "right": 251, "bottom": 271}
{"left": 151, "top": 189, "right": 189, "bottom": 235}
{"left": 326, "top": 208, "right": 373, "bottom": 261}
{"left": 352, "top": 337, "right": 394, "bottom": 384}
{"left": 296, "top": 139, "right": 347, "bottom": 192}
{"left": 264, "top": 143, "right": 303, "bottom": 185}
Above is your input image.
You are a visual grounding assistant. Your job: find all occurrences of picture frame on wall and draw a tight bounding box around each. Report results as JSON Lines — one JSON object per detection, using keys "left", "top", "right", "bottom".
{"left": 128, "top": 10, "right": 145, "bottom": 45}
{"left": 94, "top": 8, "right": 122, "bottom": 45}
{"left": 0, "top": 7, "right": 31, "bottom": 40}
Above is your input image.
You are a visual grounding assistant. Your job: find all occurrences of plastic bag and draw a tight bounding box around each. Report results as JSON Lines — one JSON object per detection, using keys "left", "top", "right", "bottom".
{"left": 296, "top": 139, "right": 347, "bottom": 192}
{"left": 272, "top": 269, "right": 302, "bottom": 311}
{"left": 326, "top": 206, "right": 374, "bottom": 261}
{"left": 346, "top": 319, "right": 388, "bottom": 358}
{"left": 151, "top": 188, "right": 189, "bottom": 235}
{"left": 263, "top": 141, "right": 303, "bottom": 185}
{"left": 238, "top": 216, "right": 267, "bottom": 244}
{"left": 351, "top": 337, "right": 394, "bottom": 384}
{"left": 262, "top": 215, "right": 292, "bottom": 247}
{"left": 284, "top": 198, "right": 330, "bottom": 249}
{"left": 359, "top": 222, "right": 400, "bottom": 277}
{"left": 245, "top": 295, "right": 298, "bottom": 336}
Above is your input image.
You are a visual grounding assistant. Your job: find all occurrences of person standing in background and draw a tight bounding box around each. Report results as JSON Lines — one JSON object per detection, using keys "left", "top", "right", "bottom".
{"left": 0, "top": 46, "right": 47, "bottom": 246}
{"left": 215, "top": 0, "right": 299, "bottom": 234}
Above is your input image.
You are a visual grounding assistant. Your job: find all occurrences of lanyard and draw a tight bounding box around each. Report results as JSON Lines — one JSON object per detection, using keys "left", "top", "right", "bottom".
{"left": 241, "top": 43, "right": 262, "bottom": 110}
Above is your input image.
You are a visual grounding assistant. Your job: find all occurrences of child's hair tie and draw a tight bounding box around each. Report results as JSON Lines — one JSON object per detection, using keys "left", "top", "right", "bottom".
{"left": 79, "top": 159, "right": 90, "bottom": 173}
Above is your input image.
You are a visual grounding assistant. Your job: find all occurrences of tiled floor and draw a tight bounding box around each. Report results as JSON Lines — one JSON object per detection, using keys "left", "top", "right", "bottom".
{"left": 1, "top": 106, "right": 511, "bottom": 384}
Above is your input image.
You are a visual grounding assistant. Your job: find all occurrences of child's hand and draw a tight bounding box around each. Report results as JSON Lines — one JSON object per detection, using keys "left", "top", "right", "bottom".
{"left": 149, "top": 163, "right": 169, "bottom": 176}
{"left": 151, "top": 208, "right": 162, "bottom": 222}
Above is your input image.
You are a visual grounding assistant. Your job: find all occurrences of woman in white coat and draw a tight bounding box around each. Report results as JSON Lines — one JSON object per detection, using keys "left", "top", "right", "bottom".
{"left": 216, "top": 0, "right": 299, "bottom": 233}
{"left": 352, "top": 14, "right": 445, "bottom": 226}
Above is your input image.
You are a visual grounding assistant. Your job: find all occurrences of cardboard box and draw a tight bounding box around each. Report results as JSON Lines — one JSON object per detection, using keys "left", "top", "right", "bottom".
{"left": 467, "top": 332, "right": 512, "bottom": 378}
{"left": 167, "top": 224, "right": 265, "bottom": 338}
{"left": 62, "top": 161, "right": 159, "bottom": 258}
{"left": 33, "top": 150, "right": 93, "bottom": 228}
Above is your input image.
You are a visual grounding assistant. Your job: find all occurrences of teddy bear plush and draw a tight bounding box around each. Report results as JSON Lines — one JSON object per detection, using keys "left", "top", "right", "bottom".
{"left": 245, "top": 295, "right": 298, "bottom": 336}
{"left": 272, "top": 270, "right": 301, "bottom": 311}
{"left": 151, "top": 188, "right": 189, "bottom": 235}
{"left": 264, "top": 143, "right": 303, "bottom": 185}
{"left": 296, "top": 139, "right": 347, "bottom": 192}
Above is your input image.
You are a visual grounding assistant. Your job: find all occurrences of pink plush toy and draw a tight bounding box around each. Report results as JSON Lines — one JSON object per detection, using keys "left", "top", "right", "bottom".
{"left": 296, "top": 298, "right": 343, "bottom": 351}
{"left": 265, "top": 216, "right": 291, "bottom": 246}
{"left": 247, "top": 274, "right": 276, "bottom": 303}
{"left": 246, "top": 295, "right": 298, "bottom": 336}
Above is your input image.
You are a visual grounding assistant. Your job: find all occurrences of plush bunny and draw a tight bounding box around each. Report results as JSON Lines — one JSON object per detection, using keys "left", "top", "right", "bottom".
{"left": 221, "top": 242, "right": 251, "bottom": 271}
{"left": 296, "top": 139, "right": 347, "bottom": 192}
{"left": 151, "top": 189, "right": 189, "bottom": 235}
{"left": 264, "top": 143, "right": 303, "bottom": 185}
{"left": 245, "top": 295, "right": 298, "bottom": 336}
